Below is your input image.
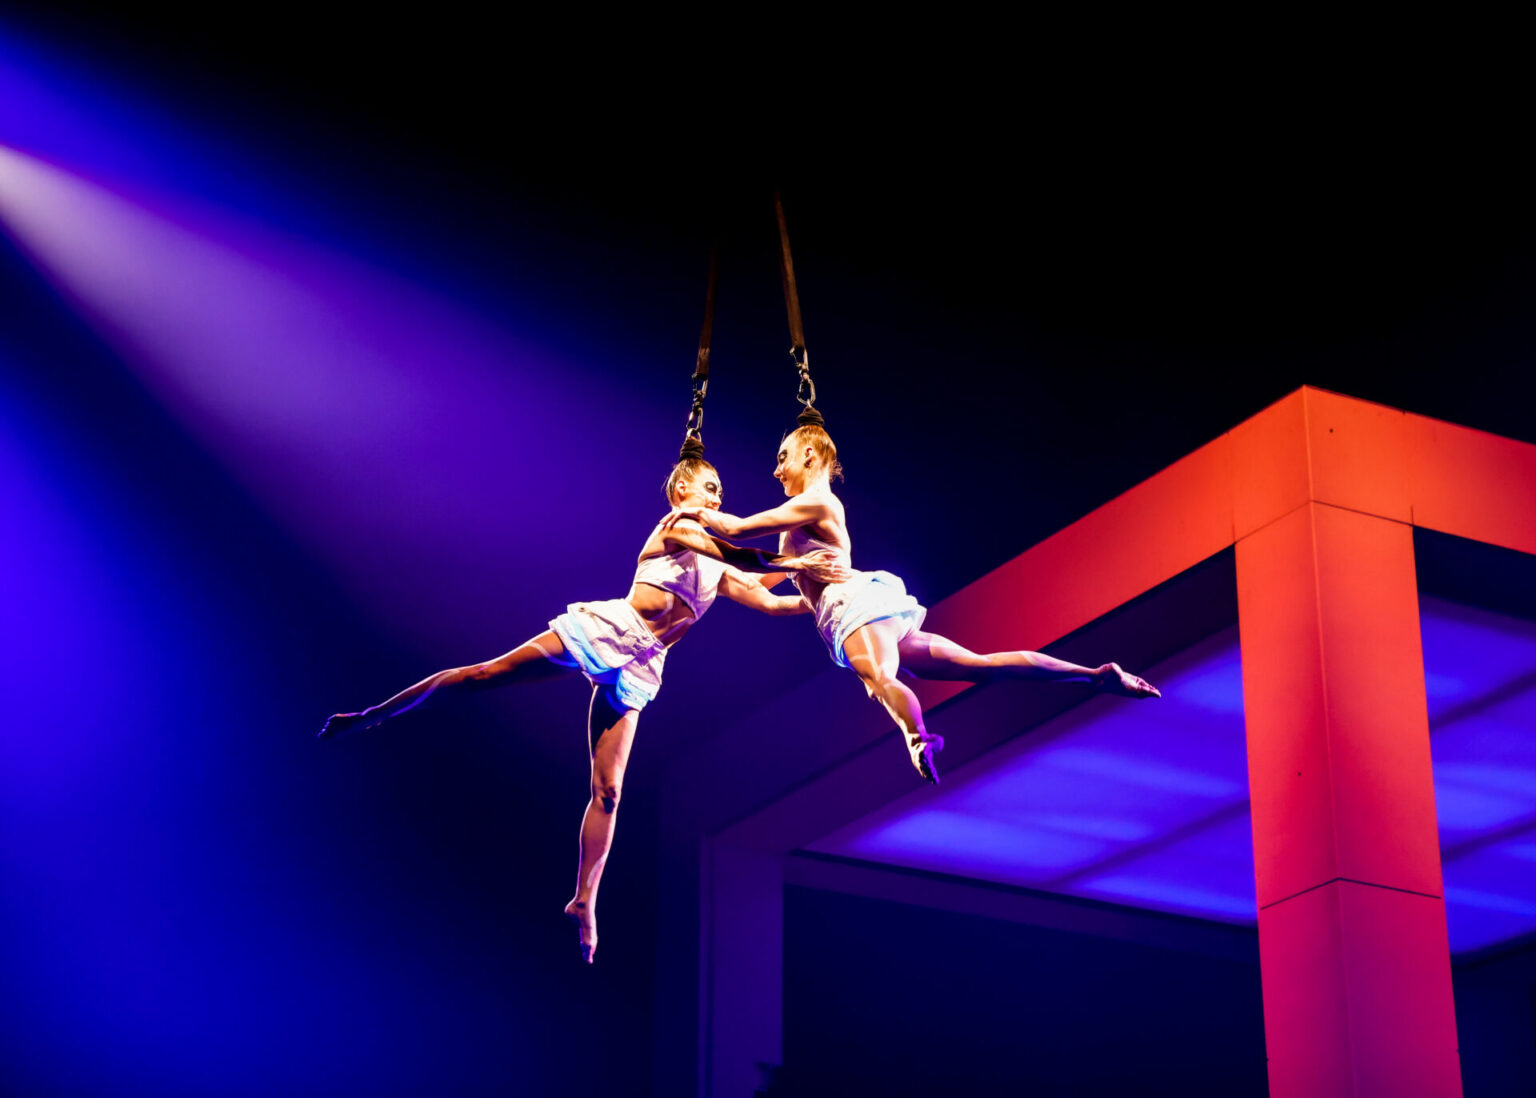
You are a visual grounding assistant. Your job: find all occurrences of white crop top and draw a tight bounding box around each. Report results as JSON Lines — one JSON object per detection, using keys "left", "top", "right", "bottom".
{"left": 633, "top": 541, "right": 729, "bottom": 618}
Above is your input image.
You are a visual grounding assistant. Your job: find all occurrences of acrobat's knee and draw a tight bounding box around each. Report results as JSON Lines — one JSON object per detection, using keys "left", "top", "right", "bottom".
{"left": 848, "top": 655, "right": 888, "bottom": 698}
{"left": 856, "top": 668, "right": 899, "bottom": 702}
{"left": 592, "top": 776, "right": 622, "bottom": 813}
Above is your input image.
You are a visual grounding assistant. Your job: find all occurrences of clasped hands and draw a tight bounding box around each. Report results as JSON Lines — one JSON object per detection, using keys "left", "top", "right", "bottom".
{"left": 797, "top": 549, "right": 851, "bottom": 583}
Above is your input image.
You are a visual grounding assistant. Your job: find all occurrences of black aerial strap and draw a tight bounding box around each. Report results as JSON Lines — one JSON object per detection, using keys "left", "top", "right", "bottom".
{"left": 679, "top": 242, "right": 718, "bottom": 461}
{"left": 773, "top": 191, "right": 823, "bottom": 429}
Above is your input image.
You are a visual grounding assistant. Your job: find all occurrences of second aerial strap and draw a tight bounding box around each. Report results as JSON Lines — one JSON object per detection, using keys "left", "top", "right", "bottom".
{"left": 773, "top": 191, "right": 823, "bottom": 428}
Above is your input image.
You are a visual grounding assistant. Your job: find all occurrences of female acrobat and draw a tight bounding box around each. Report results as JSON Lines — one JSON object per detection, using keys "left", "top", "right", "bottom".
{"left": 664, "top": 425, "right": 1160, "bottom": 785}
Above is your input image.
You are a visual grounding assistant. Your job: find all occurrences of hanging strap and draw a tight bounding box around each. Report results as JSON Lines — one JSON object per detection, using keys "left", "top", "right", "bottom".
{"left": 679, "top": 242, "right": 718, "bottom": 461}
{"left": 774, "top": 191, "right": 823, "bottom": 429}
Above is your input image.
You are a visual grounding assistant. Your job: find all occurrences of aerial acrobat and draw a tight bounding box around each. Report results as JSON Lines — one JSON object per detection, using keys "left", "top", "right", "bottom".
{"left": 665, "top": 416, "right": 1159, "bottom": 784}
{"left": 318, "top": 251, "right": 847, "bottom": 964}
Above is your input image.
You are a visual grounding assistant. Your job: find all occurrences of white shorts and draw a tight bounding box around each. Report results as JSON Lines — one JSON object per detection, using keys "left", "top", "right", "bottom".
{"left": 548, "top": 598, "right": 667, "bottom": 712}
{"left": 813, "top": 570, "right": 927, "bottom": 669}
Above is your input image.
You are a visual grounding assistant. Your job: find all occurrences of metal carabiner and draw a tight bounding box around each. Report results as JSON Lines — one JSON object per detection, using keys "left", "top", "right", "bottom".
{"left": 687, "top": 373, "right": 709, "bottom": 432}
{"left": 792, "top": 346, "right": 815, "bottom": 408}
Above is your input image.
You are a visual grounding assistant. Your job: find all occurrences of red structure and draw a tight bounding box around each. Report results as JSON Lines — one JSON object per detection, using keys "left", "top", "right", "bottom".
{"left": 658, "top": 387, "right": 1536, "bottom": 1096}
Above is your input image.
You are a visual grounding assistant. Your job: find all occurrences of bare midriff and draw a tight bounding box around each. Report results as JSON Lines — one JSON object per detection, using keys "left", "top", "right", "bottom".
{"left": 625, "top": 582, "right": 697, "bottom": 647}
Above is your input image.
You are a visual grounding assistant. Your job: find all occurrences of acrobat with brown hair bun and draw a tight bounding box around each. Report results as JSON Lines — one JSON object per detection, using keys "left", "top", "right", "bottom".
{"left": 663, "top": 423, "right": 1159, "bottom": 785}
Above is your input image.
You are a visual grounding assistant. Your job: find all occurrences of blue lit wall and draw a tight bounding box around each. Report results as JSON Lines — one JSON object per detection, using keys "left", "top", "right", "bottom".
{"left": 811, "top": 598, "right": 1536, "bottom": 956}
{"left": 1426, "top": 600, "right": 1536, "bottom": 954}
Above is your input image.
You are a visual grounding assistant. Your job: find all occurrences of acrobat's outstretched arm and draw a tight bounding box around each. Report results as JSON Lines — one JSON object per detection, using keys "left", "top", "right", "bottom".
{"left": 661, "top": 521, "right": 847, "bottom": 583}
{"left": 664, "top": 495, "right": 832, "bottom": 540}
{"left": 716, "top": 568, "right": 813, "bottom": 616}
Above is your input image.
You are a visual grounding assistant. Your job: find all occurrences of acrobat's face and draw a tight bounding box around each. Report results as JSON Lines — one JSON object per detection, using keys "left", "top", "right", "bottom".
{"left": 676, "top": 473, "right": 723, "bottom": 511}
{"left": 773, "top": 436, "right": 814, "bottom": 496}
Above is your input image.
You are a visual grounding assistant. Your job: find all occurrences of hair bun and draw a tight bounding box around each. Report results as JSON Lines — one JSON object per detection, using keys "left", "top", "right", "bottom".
{"left": 796, "top": 406, "right": 825, "bottom": 429}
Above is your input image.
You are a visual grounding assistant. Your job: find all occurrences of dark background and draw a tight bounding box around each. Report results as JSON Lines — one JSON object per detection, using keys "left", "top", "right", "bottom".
{"left": 3, "top": 10, "right": 1533, "bottom": 1095}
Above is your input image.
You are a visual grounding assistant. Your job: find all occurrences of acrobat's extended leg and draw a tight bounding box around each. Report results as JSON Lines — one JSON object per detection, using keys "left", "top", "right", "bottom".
{"left": 895, "top": 630, "right": 1159, "bottom": 697}
{"left": 565, "top": 688, "right": 639, "bottom": 964}
{"left": 842, "top": 619, "right": 944, "bottom": 784}
{"left": 318, "top": 630, "right": 572, "bottom": 738}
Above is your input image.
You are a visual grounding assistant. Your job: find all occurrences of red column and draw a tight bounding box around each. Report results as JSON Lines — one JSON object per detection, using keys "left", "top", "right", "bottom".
{"left": 1237, "top": 501, "right": 1462, "bottom": 1097}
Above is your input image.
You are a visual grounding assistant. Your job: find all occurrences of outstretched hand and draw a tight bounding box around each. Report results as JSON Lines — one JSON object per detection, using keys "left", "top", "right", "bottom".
{"left": 799, "top": 548, "right": 851, "bottom": 584}
{"left": 1096, "top": 663, "right": 1161, "bottom": 699}
{"left": 662, "top": 507, "right": 711, "bottom": 531}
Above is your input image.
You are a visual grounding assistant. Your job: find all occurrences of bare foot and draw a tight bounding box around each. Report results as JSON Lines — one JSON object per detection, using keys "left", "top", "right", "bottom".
{"left": 564, "top": 899, "right": 597, "bottom": 964}
{"left": 1096, "top": 663, "right": 1160, "bottom": 699}
{"left": 317, "top": 711, "right": 372, "bottom": 739}
{"left": 908, "top": 733, "right": 944, "bottom": 785}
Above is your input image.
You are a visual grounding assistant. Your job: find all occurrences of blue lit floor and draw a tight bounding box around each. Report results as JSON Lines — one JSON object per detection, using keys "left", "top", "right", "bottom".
{"left": 804, "top": 596, "right": 1536, "bottom": 955}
